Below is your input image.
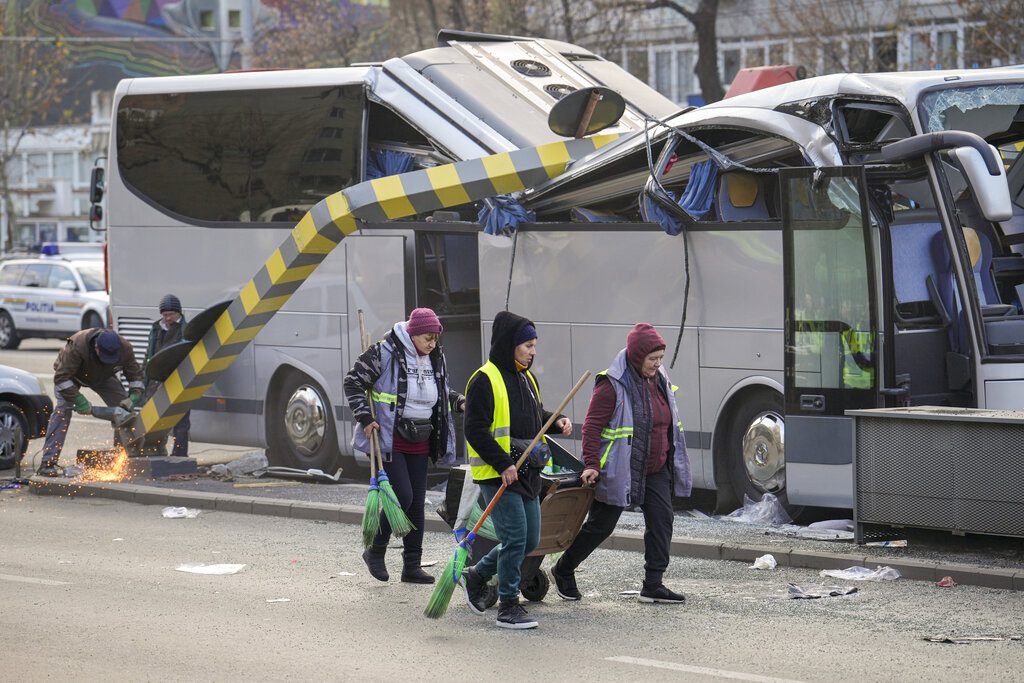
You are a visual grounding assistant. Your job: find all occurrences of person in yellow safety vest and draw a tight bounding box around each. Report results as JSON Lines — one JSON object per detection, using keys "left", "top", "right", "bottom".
{"left": 841, "top": 328, "right": 875, "bottom": 390}
{"left": 461, "top": 311, "right": 572, "bottom": 630}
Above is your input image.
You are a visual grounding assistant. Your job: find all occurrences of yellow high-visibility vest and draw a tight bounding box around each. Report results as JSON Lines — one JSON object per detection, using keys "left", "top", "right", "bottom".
{"left": 466, "top": 361, "right": 542, "bottom": 480}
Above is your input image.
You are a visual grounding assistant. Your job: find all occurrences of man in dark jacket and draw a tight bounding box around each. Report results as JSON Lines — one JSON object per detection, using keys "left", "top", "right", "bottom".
{"left": 144, "top": 294, "right": 190, "bottom": 457}
{"left": 37, "top": 328, "right": 144, "bottom": 476}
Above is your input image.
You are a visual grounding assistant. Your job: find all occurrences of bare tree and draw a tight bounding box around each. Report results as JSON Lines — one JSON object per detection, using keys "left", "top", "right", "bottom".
{"left": 615, "top": 0, "right": 723, "bottom": 102}
{"left": 769, "top": 0, "right": 916, "bottom": 74}
{"left": 958, "top": 0, "right": 1024, "bottom": 67}
{"left": 254, "top": 0, "right": 389, "bottom": 69}
{"left": 0, "top": 2, "right": 71, "bottom": 252}
{"left": 524, "top": 0, "right": 633, "bottom": 59}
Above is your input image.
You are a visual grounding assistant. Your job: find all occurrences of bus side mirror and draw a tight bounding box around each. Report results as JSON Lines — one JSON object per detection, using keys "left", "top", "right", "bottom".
{"left": 954, "top": 145, "right": 1013, "bottom": 223}
{"left": 90, "top": 167, "right": 105, "bottom": 204}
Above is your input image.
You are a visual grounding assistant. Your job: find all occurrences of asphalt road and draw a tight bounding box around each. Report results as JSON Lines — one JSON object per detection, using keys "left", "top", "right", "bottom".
{"left": 0, "top": 339, "right": 255, "bottom": 472}
{"left": 2, "top": 491, "right": 1023, "bottom": 682}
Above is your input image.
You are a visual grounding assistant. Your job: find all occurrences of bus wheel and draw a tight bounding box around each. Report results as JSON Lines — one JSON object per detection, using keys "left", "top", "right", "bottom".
{"left": 726, "top": 391, "right": 800, "bottom": 518}
{"left": 0, "top": 311, "right": 21, "bottom": 350}
{"left": 267, "top": 372, "right": 339, "bottom": 472}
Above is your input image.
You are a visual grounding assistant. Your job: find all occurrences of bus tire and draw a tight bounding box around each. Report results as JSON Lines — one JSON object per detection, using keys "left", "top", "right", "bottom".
{"left": 0, "top": 311, "right": 20, "bottom": 350}
{"left": 267, "top": 371, "right": 339, "bottom": 472}
{"left": 83, "top": 311, "right": 104, "bottom": 330}
{"left": 725, "top": 390, "right": 801, "bottom": 519}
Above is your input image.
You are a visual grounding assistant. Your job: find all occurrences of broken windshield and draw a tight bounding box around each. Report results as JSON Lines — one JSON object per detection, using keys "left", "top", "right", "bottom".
{"left": 920, "top": 83, "right": 1024, "bottom": 141}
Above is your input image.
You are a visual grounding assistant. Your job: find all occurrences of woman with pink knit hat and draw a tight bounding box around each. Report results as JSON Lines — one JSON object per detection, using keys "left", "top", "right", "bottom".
{"left": 550, "top": 323, "right": 692, "bottom": 604}
{"left": 344, "top": 308, "right": 465, "bottom": 584}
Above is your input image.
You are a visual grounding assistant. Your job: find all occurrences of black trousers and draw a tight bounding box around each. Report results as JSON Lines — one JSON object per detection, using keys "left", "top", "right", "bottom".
{"left": 370, "top": 450, "right": 427, "bottom": 566}
{"left": 559, "top": 466, "right": 673, "bottom": 587}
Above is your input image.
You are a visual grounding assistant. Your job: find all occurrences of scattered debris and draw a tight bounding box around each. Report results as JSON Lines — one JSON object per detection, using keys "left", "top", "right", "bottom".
{"left": 252, "top": 466, "right": 344, "bottom": 484}
{"left": 112, "top": 538, "right": 124, "bottom": 542}
{"left": 865, "top": 540, "right": 908, "bottom": 548}
{"left": 924, "top": 634, "right": 1022, "bottom": 644}
{"left": 936, "top": 576, "right": 957, "bottom": 588}
{"left": 232, "top": 481, "right": 302, "bottom": 488}
{"left": 0, "top": 482, "right": 22, "bottom": 490}
{"left": 337, "top": 571, "right": 356, "bottom": 576}
{"left": 820, "top": 566, "right": 900, "bottom": 581}
{"left": 266, "top": 598, "right": 291, "bottom": 603}
{"left": 175, "top": 563, "right": 246, "bottom": 575}
{"left": 619, "top": 590, "right": 641, "bottom": 596}
{"left": 420, "top": 560, "right": 438, "bottom": 567}
{"left": 788, "top": 583, "right": 858, "bottom": 599}
{"left": 767, "top": 525, "right": 854, "bottom": 541}
{"left": 723, "top": 493, "right": 792, "bottom": 526}
{"left": 161, "top": 506, "right": 201, "bottom": 519}
{"left": 750, "top": 554, "right": 778, "bottom": 570}
{"left": 684, "top": 509, "right": 712, "bottom": 519}
{"left": 808, "top": 519, "right": 855, "bottom": 532}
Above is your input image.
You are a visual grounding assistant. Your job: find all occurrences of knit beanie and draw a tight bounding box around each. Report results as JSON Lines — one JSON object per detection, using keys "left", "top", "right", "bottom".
{"left": 514, "top": 323, "right": 538, "bottom": 347}
{"left": 406, "top": 307, "right": 443, "bottom": 336}
{"left": 159, "top": 294, "right": 182, "bottom": 314}
{"left": 626, "top": 323, "right": 666, "bottom": 370}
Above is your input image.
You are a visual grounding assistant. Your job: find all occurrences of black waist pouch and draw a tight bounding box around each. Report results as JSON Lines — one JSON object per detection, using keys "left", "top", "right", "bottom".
{"left": 396, "top": 417, "right": 433, "bottom": 443}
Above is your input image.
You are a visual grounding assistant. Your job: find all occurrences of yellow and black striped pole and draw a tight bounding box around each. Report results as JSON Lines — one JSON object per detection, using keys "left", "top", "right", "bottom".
{"left": 123, "top": 134, "right": 620, "bottom": 446}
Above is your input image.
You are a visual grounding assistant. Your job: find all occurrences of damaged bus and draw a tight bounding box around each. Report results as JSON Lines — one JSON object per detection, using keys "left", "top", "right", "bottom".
{"left": 104, "top": 30, "right": 1022, "bottom": 515}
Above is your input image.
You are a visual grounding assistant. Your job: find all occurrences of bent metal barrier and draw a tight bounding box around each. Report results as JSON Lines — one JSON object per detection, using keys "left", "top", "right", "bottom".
{"left": 122, "top": 134, "right": 620, "bottom": 447}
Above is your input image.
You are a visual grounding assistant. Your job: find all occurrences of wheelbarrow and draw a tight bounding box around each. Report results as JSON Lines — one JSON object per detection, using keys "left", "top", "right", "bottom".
{"left": 435, "top": 438, "right": 594, "bottom": 604}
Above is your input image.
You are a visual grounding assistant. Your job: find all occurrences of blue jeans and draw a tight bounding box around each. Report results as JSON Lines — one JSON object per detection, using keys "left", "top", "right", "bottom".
{"left": 474, "top": 484, "right": 540, "bottom": 602}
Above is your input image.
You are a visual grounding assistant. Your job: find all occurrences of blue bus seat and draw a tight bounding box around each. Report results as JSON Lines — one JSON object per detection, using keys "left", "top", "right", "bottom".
{"left": 716, "top": 171, "right": 769, "bottom": 221}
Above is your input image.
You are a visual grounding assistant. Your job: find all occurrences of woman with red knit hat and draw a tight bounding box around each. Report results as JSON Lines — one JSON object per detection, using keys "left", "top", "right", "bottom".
{"left": 344, "top": 307, "right": 465, "bottom": 584}
{"left": 551, "top": 323, "right": 691, "bottom": 604}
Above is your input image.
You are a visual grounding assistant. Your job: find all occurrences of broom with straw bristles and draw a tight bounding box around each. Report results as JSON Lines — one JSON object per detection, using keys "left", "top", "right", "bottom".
{"left": 358, "top": 312, "right": 381, "bottom": 548}
{"left": 358, "top": 311, "right": 415, "bottom": 541}
{"left": 424, "top": 370, "right": 591, "bottom": 619}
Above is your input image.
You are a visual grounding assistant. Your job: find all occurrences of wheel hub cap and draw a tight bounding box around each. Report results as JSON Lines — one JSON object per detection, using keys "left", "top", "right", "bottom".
{"left": 741, "top": 411, "right": 785, "bottom": 493}
{"left": 0, "top": 413, "right": 22, "bottom": 458}
{"left": 284, "top": 386, "right": 326, "bottom": 456}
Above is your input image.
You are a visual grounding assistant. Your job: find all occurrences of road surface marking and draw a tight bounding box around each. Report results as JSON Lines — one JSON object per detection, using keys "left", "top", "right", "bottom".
{"left": 0, "top": 574, "right": 70, "bottom": 586}
{"left": 605, "top": 656, "right": 804, "bottom": 683}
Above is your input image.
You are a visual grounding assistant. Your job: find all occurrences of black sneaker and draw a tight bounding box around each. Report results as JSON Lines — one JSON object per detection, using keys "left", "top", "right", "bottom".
{"left": 36, "top": 463, "right": 65, "bottom": 478}
{"left": 462, "top": 566, "right": 489, "bottom": 616}
{"left": 639, "top": 584, "right": 686, "bottom": 604}
{"left": 361, "top": 549, "right": 389, "bottom": 582}
{"left": 496, "top": 600, "right": 538, "bottom": 630}
{"left": 551, "top": 562, "right": 581, "bottom": 601}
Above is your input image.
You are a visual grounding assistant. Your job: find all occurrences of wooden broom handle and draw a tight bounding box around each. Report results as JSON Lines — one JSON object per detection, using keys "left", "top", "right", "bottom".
{"left": 469, "top": 370, "right": 591, "bottom": 536}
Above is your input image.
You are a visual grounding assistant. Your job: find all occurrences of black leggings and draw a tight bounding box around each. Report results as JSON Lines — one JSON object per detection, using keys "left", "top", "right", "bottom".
{"left": 371, "top": 450, "right": 428, "bottom": 565}
{"left": 559, "top": 467, "right": 674, "bottom": 587}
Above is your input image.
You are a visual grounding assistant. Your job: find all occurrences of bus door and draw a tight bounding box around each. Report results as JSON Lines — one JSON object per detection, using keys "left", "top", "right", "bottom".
{"left": 344, "top": 233, "right": 408, "bottom": 456}
{"left": 780, "top": 167, "right": 879, "bottom": 508}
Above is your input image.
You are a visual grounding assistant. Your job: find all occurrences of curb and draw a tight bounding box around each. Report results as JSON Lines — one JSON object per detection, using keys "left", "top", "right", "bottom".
{"left": 28, "top": 477, "right": 1024, "bottom": 592}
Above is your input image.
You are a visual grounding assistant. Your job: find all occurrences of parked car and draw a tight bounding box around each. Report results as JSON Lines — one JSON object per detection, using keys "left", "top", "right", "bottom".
{"left": 0, "top": 251, "right": 108, "bottom": 349}
{"left": 0, "top": 364, "right": 52, "bottom": 469}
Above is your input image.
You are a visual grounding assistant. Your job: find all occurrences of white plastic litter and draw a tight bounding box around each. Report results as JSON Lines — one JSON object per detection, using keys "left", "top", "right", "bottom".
{"left": 266, "top": 598, "right": 291, "bottom": 603}
{"left": 820, "top": 566, "right": 901, "bottom": 581}
{"left": 175, "top": 563, "right": 246, "bottom": 575}
{"left": 808, "top": 519, "right": 855, "bottom": 532}
{"left": 750, "top": 554, "right": 778, "bottom": 570}
{"left": 723, "top": 493, "right": 792, "bottom": 526}
{"left": 161, "top": 506, "right": 200, "bottom": 519}
{"left": 337, "top": 571, "right": 356, "bottom": 576}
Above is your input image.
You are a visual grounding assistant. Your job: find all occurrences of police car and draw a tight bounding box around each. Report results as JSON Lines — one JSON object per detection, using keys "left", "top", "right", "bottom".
{"left": 0, "top": 244, "right": 108, "bottom": 349}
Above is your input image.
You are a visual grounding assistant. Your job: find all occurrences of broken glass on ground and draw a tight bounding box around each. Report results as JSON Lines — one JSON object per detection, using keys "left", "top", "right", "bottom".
{"left": 788, "top": 583, "right": 858, "bottom": 599}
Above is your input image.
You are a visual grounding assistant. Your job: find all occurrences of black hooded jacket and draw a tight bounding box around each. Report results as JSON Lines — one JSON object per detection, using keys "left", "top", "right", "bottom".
{"left": 464, "top": 311, "right": 562, "bottom": 499}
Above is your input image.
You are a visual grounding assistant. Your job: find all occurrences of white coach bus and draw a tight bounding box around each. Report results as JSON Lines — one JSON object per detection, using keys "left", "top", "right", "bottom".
{"left": 103, "top": 30, "right": 1024, "bottom": 514}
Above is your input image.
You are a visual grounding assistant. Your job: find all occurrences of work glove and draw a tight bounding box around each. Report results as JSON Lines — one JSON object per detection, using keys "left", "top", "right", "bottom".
{"left": 119, "top": 391, "right": 142, "bottom": 411}
{"left": 73, "top": 394, "right": 92, "bottom": 415}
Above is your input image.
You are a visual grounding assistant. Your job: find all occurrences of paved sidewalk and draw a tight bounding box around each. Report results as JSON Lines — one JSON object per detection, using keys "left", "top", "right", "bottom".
{"left": 26, "top": 475, "right": 1024, "bottom": 592}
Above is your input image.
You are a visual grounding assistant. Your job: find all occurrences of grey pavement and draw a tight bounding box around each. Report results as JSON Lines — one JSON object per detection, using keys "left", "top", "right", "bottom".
{"left": 3, "top": 491, "right": 1024, "bottom": 682}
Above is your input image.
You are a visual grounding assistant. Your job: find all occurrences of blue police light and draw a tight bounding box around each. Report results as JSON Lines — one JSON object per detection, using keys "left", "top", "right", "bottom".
{"left": 40, "top": 242, "right": 60, "bottom": 256}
